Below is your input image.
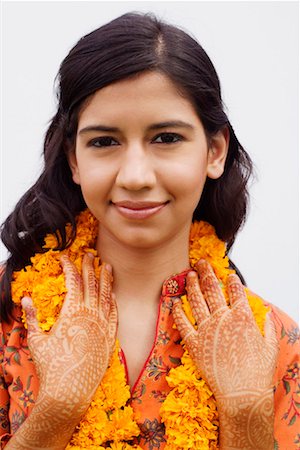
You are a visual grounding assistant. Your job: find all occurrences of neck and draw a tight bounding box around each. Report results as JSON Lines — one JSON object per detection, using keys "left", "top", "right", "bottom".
{"left": 96, "top": 225, "right": 190, "bottom": 307}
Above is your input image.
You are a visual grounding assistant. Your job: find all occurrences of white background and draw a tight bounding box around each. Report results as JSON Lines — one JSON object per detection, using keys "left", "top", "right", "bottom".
{"left": 1, "top": 1, "right": 299, "bottom": 322}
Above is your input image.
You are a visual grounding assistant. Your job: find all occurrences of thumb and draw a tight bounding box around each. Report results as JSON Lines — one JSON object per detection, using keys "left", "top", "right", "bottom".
{"left": 21, "top": 297, "right": 42, "bottom": 336}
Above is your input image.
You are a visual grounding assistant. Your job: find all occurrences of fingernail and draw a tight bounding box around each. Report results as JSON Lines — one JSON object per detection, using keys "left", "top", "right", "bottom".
{"left": 196, "top": 259, "right": 211, "bottom": 274}
{"left": 86, "top": 252, "right": 94, "bottom": 260}
{"left": 105, "top": 264, "right": 112, "bottom": 273}
{"left": 187, "top": 271, "right": 197, "bottom": 279}
{"left": 196, "top": 259, "right": 206, "bottom": 267}
{"left": 227, "top": 273, "right": 239, "bottom": 283}
{"left": 21, "top": 297, "right": 32, "bottom": 308}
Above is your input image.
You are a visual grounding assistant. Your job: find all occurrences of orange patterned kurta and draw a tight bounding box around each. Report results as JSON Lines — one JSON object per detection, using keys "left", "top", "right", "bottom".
{"left": 0, "top": 271, "right": 299, "bottom": 449}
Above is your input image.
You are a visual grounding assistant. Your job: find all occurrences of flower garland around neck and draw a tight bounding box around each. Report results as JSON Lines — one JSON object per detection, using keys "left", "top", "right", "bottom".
{"left": 11, "top": 209, "right": 269, "bottom": 450}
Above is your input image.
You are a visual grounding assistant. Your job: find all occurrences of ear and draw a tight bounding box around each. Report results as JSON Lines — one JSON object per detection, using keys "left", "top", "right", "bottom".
{"left": 207, "top": 127, "right": 229, "bottom": 180}
{"left": 67, "top": 151, "right": 81, "bottom": 185}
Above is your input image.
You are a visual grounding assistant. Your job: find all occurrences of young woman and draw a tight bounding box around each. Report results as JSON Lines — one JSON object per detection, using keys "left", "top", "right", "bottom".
{"left": 0, "top": 12, "right": 299, "bottom": 450}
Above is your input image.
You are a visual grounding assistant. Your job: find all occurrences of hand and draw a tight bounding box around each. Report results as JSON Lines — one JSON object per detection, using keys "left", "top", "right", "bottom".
{"left": 172, "top": 260, "right": 278, "bottom": 450}
{"left": 11, "top": 253, "right": 118, "bottom": 449}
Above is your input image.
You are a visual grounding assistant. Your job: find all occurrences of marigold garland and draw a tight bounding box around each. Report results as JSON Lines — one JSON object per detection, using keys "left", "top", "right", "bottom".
{"left": 11, "top": 209, "right": 269, "bottom": 449}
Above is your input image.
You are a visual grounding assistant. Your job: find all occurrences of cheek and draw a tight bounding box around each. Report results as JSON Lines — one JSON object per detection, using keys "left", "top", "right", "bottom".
{"left": 168, "top": 156, "right": 208, "bottom": 201}
{"left": 182, "top": 174, "right": 207, "bottom": 212}
{"left": 76, "top": 162, "right": 112, "bottom": 201}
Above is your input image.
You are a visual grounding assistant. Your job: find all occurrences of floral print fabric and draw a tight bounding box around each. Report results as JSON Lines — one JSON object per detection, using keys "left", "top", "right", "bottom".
{"left": 0, "top": 271, "right": 299, "bottom": 449}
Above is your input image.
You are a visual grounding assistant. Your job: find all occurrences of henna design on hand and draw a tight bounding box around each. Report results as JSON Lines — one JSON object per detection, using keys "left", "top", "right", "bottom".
{"left": 173, "top": 260, "right": 279, "bottom": 450}
{"left": 9, "top": 254, "right": 118, "bottom": 449}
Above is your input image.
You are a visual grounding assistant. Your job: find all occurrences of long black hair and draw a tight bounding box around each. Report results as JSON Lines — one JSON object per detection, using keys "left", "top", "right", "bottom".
{"left": 1, "top": 12, "right": 252, "bottom": 323}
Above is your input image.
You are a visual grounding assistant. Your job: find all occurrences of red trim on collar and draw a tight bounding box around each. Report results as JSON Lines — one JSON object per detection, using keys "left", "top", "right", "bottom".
{"left": 162, "top": 269, "right": 193, "bottom": 297}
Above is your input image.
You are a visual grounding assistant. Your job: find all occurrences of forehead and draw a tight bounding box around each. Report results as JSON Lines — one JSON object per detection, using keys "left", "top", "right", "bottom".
{"left": 78, "top": 71, "right": 201, "bottom": 127}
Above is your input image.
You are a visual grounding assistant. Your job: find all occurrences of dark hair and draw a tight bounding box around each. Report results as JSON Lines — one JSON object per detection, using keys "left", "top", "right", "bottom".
{"left": 1, "top": 12, "right": 252, "bottom": 322}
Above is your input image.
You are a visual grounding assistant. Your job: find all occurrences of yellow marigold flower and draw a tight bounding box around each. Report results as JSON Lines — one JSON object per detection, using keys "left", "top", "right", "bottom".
{"left": 180, "top": 295, "right": 196, "bottom": 327}
{"left": 161, "top": 344, "right": 219, "bottom": 449}
{"left": 246, "top": 288, "right": 270, "bottom": 336}
{"left": 108, "top": 407, "right": 141, "bottom": 441}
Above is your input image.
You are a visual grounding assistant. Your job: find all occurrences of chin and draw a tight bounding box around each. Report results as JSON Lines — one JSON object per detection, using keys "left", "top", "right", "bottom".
{"left": 120, "top": 228, "right": 167, "bottom": 250}
{"left": 103, "top": 221, "right": 171, "bottom": 250}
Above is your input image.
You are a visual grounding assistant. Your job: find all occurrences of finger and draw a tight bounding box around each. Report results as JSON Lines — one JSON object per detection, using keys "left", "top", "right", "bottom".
{"left": 60, "top": 255, "right": 83, "bottom": 315}
{"left": 226, "top": 274, "right": 254, "bottom": 321}
{"left": 172, "top": 299, "right": 197, "bottom": 343}
{"left": 264, "top": 312, "right": 279, "bottom": 358}
{"left": 107, "top": 293, "right": 118, "bottom": 353}
{"left": 82, "top": 253, "right": 98, "bottom": 308}
{"left": 186, "top": 271, "right": 210, "bottom": 324}
{"left": 226, "top": 273, "right": 248, "bottom": 306}
{"left": 21, "top": 297, "right": 42, "bottom": 337}
{"left": 99, "top": 263, "right": 113, "bottom": 320}
{"left": 196, "top": 260, "right": 227, "bottom": 314}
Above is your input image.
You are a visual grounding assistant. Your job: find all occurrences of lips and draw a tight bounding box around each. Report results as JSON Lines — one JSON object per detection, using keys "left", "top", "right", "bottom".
{"left": 112, "top": 201, "right": 168, "bottom": 219}
{"left": 114, "top": 201, "right": 166, "bottom": 209}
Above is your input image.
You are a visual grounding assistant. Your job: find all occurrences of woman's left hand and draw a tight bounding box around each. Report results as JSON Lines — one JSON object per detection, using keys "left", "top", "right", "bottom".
{"left": 172, "top": 260, "right": 279, "bottom": 450}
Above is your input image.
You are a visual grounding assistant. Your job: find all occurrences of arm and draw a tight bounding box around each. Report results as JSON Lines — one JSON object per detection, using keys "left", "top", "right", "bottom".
{"left": 173, "top": 260, "right": 278, "bottom": 450}
{"left": 5, "top": 254, "right": 118, "bottom": 449}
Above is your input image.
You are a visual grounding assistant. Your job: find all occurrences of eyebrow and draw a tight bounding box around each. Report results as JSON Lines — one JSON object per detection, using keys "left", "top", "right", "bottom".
{"left": 78, "top": 120, "right": 195, "bottom": 135}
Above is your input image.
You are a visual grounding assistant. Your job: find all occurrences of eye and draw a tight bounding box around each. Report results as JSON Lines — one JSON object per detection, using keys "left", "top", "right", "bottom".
{"left": 152, "top": 132, "right": 184, "bottom": 144}
{"left": 88, "top": 136, "right": 119, "bottom": 148}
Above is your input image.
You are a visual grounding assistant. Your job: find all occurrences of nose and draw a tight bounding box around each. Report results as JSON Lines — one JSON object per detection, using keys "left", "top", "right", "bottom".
{"left": 115, "top": 143, "right": 156, "bottom": 191}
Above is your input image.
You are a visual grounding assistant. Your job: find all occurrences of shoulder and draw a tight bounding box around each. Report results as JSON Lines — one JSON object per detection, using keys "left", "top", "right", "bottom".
{"left": 246, "top": 288, "right": 298, "bottom": 336}
{"left": 268, "top": 303, "right": 299, "bottom": 388}
{"left": 268, "top": 303, "right": 299, "bottom": 347}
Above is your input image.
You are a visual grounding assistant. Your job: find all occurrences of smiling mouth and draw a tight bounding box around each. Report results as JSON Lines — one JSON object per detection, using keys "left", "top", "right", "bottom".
{"left": 112, "top": 201, "right": 168, "bottom": 219}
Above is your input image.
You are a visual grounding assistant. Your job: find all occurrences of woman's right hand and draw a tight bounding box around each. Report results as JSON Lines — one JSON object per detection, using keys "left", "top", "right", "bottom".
{"left": 7, "top": 253, "right": 118, "bottom": 450}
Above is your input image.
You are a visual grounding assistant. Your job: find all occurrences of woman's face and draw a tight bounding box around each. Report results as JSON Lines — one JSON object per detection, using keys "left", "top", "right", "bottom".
{"left": 69, "top": 71, "right": 228, "bottom": 249}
